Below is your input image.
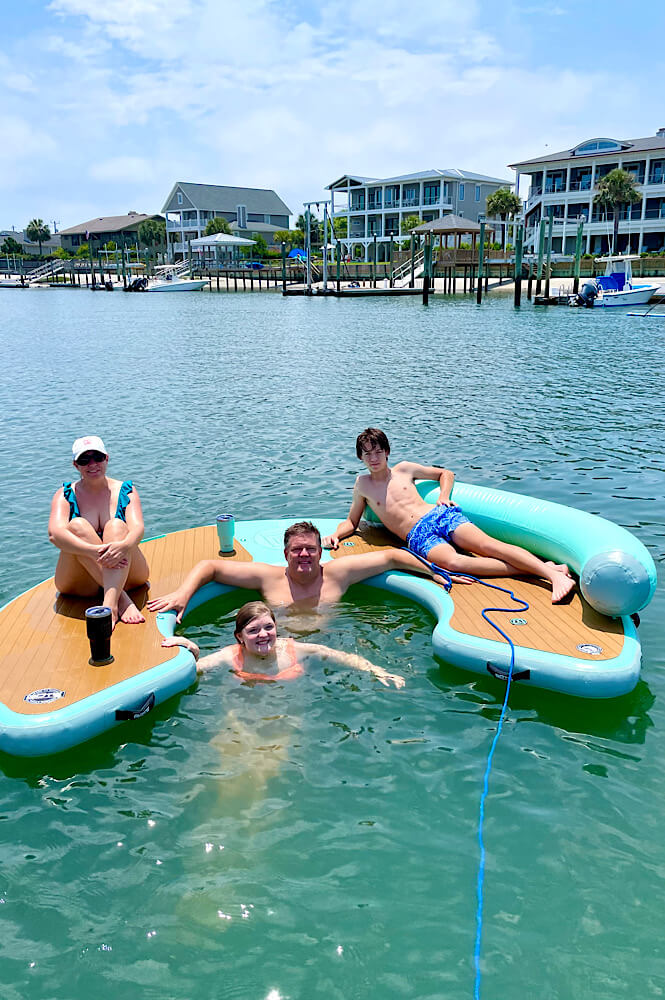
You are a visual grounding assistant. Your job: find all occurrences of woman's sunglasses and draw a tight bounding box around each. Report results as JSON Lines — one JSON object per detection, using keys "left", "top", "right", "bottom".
{"left": 76, "top": 451, "right": 107, "bottom": 466}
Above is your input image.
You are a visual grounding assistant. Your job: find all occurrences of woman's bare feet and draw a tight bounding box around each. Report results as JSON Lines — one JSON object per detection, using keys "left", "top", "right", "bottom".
{"left": 117, "top": 590, "right": 145, "bottom": 625}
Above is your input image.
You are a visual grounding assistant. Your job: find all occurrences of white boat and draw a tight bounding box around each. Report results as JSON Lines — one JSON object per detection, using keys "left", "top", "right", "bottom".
{"left": 146, "top": 276, "right": 207, "bottom": 292}
{"left": 591, "top": 256, "right": 660, "bottom": 307}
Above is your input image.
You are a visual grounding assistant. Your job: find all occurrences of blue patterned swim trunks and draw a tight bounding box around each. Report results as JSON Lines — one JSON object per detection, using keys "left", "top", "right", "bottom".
{"left": 406, "top": 504, "right": 471, "bottom": 559}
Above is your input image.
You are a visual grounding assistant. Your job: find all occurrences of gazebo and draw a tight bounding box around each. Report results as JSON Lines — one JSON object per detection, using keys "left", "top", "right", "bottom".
{"left": 411, "top": 214, "right": 495, "bottom": 251}
{"left": 189, "top": 232, "right": 256, "bottom": 265}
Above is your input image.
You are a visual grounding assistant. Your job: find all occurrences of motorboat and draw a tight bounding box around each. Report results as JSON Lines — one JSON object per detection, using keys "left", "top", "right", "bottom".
{"left": 146, "top": 276, "right": 207, "bottom": 292}
{"left": 583, "top": 256, "right": 661, "bottom": 308}
{"left": 125, "top": 273, "right": 207, "bottom": 293}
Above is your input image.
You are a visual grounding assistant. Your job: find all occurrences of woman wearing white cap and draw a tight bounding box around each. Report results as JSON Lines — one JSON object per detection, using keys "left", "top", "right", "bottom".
{"left": 48, "top": 436, "right": 150, "bottom": 627}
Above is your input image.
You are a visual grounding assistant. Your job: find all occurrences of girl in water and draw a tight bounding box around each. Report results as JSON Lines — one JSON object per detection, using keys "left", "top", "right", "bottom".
{"left": 162, "top": 600, "right": 405, "bottom": 688}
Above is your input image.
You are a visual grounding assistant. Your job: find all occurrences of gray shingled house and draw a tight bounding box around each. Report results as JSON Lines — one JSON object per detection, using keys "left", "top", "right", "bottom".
{"left": 58, "top": 212, "right": 164, "bottom": 253}
{"left": 162, "top": 181, "right": 291, "bottom": 259}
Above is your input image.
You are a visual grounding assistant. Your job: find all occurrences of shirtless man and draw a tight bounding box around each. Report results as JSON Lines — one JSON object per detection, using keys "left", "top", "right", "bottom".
{"left": 323, "top": 428, "right": 575, "bottom": 603}
{"left": 146, "top": 520, "right": 458, "bottom": 622}
{"left": 48, "top": 436, "right": 150, "bottom": 628}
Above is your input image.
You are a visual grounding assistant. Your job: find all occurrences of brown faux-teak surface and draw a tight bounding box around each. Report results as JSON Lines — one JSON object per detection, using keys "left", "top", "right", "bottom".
{"left": 0, "top": 526, "right": 251, "bottom": 716}
{"left": 330, "top": 524, "right": 624, "bottom": 659}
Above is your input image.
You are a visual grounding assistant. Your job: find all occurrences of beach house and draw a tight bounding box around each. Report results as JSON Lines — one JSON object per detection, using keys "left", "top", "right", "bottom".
{"left": 327, "top": 168, "right": 512, "bottom": 261}
{"left": 510, "top": 129, "right": 665, "bottom": 255}
{"left": 162, "top": 182, "right": 291, "bottom": 260}
{"left": 58, "top": 212, "right": 164, "bottom": 253}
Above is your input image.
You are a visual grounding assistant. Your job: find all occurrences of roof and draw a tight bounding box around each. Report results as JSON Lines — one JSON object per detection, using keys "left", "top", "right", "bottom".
{"left": 411, "top": 214, "right": 495, "bottom": 235}
{"left": 327, "top": 168, "right": 512, "bottom": 189}
{"left": 1, "top": 229, "right": 61, "bottom": 248}
{"left": 189, "top": 234, "right": 256, "bottom": 247}
{"left": 163, "top": 182, "right": 291, "bottom": 216}
{"left": 509, "top": 132, "right": 665, "bottom": 170}
{"left": 59, "top": 213, "right": 162, "bottom": 236}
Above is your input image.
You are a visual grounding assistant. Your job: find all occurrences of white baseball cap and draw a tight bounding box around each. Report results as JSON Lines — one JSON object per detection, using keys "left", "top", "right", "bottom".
{"left": 72, "top": 435, "right": 107, "bottom": 462}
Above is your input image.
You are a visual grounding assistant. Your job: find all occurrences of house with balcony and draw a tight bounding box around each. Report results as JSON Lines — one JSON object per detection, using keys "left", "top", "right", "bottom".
{"left": 327, "top": 168, "right": 512, "bottom": 260}
{"left": 162, "top": 182, "right": 291, "bottom": 259}
{"left": 510, "top": 129, "right": 665, "bottom": 255}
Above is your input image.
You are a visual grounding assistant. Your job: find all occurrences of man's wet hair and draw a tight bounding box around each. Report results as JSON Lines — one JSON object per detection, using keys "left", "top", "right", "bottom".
{"left": 284, "top": 521, "right": 321, "bottom": 549}
{"left": 356, "top": 427, "right": 391, "bottom": 460}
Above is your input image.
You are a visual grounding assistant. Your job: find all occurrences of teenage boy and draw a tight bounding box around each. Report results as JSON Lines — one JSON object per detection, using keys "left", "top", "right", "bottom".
{"left": 323, "top": 428, "right": 575, "bottom": 603}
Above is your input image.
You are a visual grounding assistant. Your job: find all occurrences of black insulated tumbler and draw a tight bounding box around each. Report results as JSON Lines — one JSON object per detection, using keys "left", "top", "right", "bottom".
{"left": 85, "top": 605, "right": 114, "bottom": 665}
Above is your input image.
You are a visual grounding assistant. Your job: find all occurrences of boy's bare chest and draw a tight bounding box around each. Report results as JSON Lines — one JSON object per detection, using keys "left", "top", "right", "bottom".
{"left": 363, "top": 475, "right": 417, "bottom": 511}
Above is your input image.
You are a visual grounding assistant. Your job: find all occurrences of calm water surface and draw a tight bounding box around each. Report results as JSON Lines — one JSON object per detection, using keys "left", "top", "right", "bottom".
{"left": 0, "top": 287, "right": 663, "bottom": 999}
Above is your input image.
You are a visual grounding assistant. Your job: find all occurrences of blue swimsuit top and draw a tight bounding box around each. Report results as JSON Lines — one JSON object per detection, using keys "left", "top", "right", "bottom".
{"left": 63, "top": 480, "right": 133, "bottom": 525}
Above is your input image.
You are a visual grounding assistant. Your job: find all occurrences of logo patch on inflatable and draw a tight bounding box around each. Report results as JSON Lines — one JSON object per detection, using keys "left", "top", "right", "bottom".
{"left": 510, "top": 618, "right": 528, "bottom": 626}
{"left": 24, "top": 688, "right": 66, "bottom": 704}
{"left": 576, "top": 643, "right": 603, "bottom": 655}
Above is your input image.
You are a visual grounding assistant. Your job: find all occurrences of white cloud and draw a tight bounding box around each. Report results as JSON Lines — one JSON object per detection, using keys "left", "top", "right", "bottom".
{"left": 1, "top": 0, "right": 658, "bottom": 227}
{"left": 89, "top": 156, "right": 154, "bottom": 183}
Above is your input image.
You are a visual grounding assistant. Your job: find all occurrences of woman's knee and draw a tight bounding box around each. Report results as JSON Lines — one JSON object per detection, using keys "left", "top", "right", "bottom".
{"left": 103, "top": 518, "right": 129, "bottom": 542}
{"left": 68, "top": 516, "right": 99, "bottom": 541}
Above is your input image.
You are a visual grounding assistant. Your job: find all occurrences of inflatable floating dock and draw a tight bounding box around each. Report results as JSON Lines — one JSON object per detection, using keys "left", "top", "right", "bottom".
{"left": 0, "top": 483, "right": 656, "bottom": 756}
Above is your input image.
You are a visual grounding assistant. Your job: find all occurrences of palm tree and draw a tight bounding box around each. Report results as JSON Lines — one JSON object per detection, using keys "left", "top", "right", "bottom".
{"left": 593, "top": 169, "right": 641, "bottom": 254}
{"left": 137, "top": 218, "right": 166, "bottom": 248}
{"left": 25, "top": 218, "right": 51, "bottom": 257}
{"left": 204, "top": 216, "right": 232, "bottom": 236}
{"left": 485, "top": 188, "right": 522, "bottom": 250}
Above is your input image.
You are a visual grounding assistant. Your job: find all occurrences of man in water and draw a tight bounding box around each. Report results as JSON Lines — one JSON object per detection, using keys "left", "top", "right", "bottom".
{"left": 323, "top": 428, "right": 575, "bottom": 603}
{"left": 146, "top": 520, "right": 461, "bottom": 622}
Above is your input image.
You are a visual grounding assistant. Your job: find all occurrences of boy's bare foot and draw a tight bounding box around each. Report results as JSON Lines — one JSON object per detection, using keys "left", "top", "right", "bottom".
{"left": 546, "top": 560, "right": 574, "bottom": 579}
{"left": 550, "top": 568, "right": 576, "bottom": 603}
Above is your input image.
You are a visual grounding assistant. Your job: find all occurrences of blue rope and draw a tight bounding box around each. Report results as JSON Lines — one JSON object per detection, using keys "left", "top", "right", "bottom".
{"left": 402, "top": 547, "right": 530, "bottom": 998}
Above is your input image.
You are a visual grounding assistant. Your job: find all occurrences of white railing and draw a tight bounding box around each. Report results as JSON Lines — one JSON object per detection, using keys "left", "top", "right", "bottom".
{"left": 392, "top": 249, "right": 425, "bottom": 285}
{"left": 155, "top": 260, "right": 191, "bottom": 277}
{"left": 166, "top": 218, "right": 200, "bottom": 231}
{"left": 28, "top": 260, "right": 64, "bottom": 283}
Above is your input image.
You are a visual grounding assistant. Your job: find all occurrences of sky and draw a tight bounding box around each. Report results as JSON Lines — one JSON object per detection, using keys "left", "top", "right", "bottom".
{"left": 2, "top": 0, "right": 664, "bottom": 232}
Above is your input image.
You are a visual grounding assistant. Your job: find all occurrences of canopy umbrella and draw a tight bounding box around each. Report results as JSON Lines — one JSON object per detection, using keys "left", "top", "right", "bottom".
{"left": 189, "top": 233, "right": 256, "bottom": 247}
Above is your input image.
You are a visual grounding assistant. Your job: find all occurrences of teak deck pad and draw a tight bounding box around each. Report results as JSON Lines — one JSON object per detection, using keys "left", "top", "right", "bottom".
{"left": 331, "top": 524, "right": 624, "bottom": 660}
{"left": 0, "top": 527, "right": 251, "bottom": 717}
{"left": 0, "top": 520, "right": 629, "bottom": 732}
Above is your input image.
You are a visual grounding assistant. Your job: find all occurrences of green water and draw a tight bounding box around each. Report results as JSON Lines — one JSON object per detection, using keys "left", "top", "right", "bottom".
{"left": 0, "top": 287, "right": 663, "bottom": 999}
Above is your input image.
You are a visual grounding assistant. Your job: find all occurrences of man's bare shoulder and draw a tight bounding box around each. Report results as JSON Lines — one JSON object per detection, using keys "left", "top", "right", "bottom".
{"left": 251, "top": 561, "right": 284, "bottom": 578}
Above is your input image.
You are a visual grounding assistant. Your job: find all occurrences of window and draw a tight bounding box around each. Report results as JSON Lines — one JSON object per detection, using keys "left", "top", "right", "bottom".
{"left": 177, "top": 192, "right": 183, "bottom": 205}
{"left": 573, "top": 139, "right": 622, "bottom": 156}
{"left": 402, "top": 184, "right": 419, "bottom": 207}
{"left": 236, "top": 205, "right": 247, "bottom": 228}
{"left": 368, "top": 187, "right": 382, "bottom": 210}
{"left": 384, "top": 185, "right": 400, "bottom": 207}
{"left": 475, "top": 185, "right": 481, "bottom": 202}
{"left": 648, "top": 161, "right": 664, "bottom": 184}
{"left": 423, "top": 182, "right": 440, "bottom": 205}
{"left": 459, "top": 184, "right": 465, "bottom": 201}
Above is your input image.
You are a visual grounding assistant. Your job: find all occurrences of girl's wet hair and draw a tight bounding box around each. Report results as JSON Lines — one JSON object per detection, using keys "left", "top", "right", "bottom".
{"left": 234, "top": 601, "right": 276, "bottom": 641}
{"left": 356, "top": 427, "right": 391, "bottom": 460}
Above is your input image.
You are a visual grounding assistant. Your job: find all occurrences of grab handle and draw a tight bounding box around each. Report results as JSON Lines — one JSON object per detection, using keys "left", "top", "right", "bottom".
{"left": 486, "top": 662, "right": 530, "bottom": 683}
{"left": 115, "top": 692, "right": 155, "bottom": 721}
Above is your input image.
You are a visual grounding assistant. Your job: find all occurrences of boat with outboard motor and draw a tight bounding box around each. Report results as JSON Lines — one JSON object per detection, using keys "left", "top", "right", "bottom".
{"left": 125, "top": 273, "right": 207, "bottom": 292}
{"left": 0, "top": 483, "right": 656, "bottom": 757}
{"left": 575, "top": 255, "right": 661, "bottom": 308}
